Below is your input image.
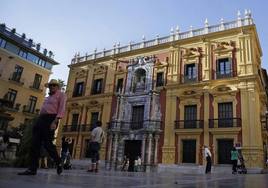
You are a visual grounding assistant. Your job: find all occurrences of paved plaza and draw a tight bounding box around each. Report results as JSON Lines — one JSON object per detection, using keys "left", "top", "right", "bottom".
{"left": 0, "top": 168, "right": 268, "bottom": 188}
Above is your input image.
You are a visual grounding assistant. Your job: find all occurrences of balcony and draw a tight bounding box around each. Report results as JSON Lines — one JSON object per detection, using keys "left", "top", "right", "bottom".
{"left": 107, "top": 120, "right": 162, "bottom": 131}
{"left": 216, "top": 71, "right": 233, "bottom": 79}
{"left": 62, "top": 125, "right": 79, "bottom": 132}
{"left": 8, "top": 73, "right": 24, "bottom": 85}
{"left": 29, "top": 83, "right": 43, "bottom": 92}
{"left": 4, "top": 103, "right": 20, "bottom": 112}
{"left": 22, "top": 105, "right": 39, "bottom": 115}
{"left": 183, "top": 76, "right": 197, "bottom": 83}
{"left": 209, "top": 118, "right": 241, "bottom": 128}
{"left": 80, "top": 124, "right": 95, "bottom": 132}
{"left": 174, "top": 120, "right": 204, "bottom": 129}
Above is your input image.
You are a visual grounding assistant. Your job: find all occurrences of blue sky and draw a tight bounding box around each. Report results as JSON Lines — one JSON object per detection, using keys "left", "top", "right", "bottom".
{"left": 1, "top": 0, "right": 268, "bottom": 83}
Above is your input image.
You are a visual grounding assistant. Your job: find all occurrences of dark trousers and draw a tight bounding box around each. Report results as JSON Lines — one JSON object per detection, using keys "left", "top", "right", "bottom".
{"left": 29, "top": 114, "right": 61, "bottom": 172}
{"left": 232, "top": 160, "right": 238, "bottom": 173}
{"left": 205, "top": 156, "right": 212, "bottom": 173}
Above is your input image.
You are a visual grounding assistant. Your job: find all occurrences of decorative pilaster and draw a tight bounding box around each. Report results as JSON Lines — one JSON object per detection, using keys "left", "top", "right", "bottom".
{"left": 154, "top": 135, "right": 159, "bottom": 164}
{"left": 141, "top": 134, "right": 147, "bottom": 163}
{"left": 147, "top": 134, "right": 153, "bottom": 165}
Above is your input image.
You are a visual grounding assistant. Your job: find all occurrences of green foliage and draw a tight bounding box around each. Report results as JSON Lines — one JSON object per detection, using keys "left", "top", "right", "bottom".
{"left": 14, "top": 117, "right": 37, "bottom": 167}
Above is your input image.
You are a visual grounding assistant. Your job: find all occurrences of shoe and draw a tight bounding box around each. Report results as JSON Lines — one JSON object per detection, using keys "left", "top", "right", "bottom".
{"left": 87, "top": 169, "right": 94, "bottom": 172}
{"left": 94, "top": 169, "right": 98, "bottom": 173}
{"left": 17, "top": 169, "right": 36, "bottom": 175}
{"left": 57, "top": 164, "right": 63, "bottom": 175}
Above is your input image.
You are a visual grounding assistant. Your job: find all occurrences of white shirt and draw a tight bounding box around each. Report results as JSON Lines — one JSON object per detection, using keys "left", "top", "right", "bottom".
{"left": 91, "top": 127, "right": 104, "bottom": 143}
{"left": 205, "top": 148, "right": 212, "bottom": 157}
{"left": 137, "top": 158, "right": 142, "bottom": 165}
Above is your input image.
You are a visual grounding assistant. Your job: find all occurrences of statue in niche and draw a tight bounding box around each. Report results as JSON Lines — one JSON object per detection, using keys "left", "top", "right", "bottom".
{"left": 133, "top": 68, "right": 146, "bottom": 92}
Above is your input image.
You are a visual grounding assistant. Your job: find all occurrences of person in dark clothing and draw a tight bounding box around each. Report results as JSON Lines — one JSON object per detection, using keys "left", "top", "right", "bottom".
{"left": 18, "top": 79, "right": 66, "bottom": 175}
{"left": 204, "top": 145, "right": 212, "bottom": 174}
{"left": 231, "top": 147, "right": 239, "bottom": 174}
{"left": 61, "top": 136, "right": 69, "bottom": 162}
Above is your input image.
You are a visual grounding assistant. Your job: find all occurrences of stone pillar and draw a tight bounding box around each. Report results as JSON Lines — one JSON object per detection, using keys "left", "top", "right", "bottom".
{"left": 106, "top": 134, "right": 113, "bottom": 169}
{"left": 112, "top": 134, "right": 119, "bottom": 169}
{"left": 203, "top": 90, "right": 210, "bottom": 165}
{"left": 154, "top": 135, "right": 159, "bottom": 164}
{"left": 141, "top": 134, "right": 147, "bottom": 163}
{"left": 240, "top": 83, "right": 264, "bottom": 168}
{"left": 147, "top": 134, "right": 153, "bottom": 165}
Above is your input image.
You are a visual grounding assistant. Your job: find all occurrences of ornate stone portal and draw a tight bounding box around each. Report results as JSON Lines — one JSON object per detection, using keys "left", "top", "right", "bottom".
{"left": 107, "top": 56, "right": 162, "bottom": 172}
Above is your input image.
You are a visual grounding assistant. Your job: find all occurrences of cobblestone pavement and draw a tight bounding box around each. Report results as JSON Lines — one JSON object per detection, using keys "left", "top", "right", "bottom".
{"left": 0, "top": 168, "right": 268, "bottom": 188}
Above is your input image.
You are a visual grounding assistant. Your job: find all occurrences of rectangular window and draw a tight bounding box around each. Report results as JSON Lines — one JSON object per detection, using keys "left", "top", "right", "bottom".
{"left": 131, "top": 105, "right": 144, "bottom": 129}
{"left": 156, "top": 72, "right": 164, "bottom": 87}
{"left": 184, "top": 105, "right": 197, "bottom": 128}
{"left": 90, "top": 112, "right": 99, "bottom": 125}
{"left": 18, "top": 50, "right": 28, "bottom": 59}
{"left": 116, "top": 78, "right": 124, "bottom": 92}
{"left": 216, "top": 58, "right": 232, "bottom": 79}
{"left": 28, "top": 96, "right": 37, "bottom": 113}
{"left": 5, "top": 88, "right": 17, "bottom": 108}
{"left": 11, "top": 65, "right": 23, "bottom": 82}
{"left": 32, "top": 74, "right": 42, "bottom": 89}
{"left": 5, "top": 42, "right": 19, "bottom": 54}
{"left": 71, "top": 114, "right": 79, "bottom": 126}
{"left": 218, "top": 102, "right": 233, "bottom": 127}
{"left": 73, "top": 82, "right": 84, "bottom": 97}
{"left": 0, "top": 38, "right": 6, "bottom": 48}
{"left": 92, "top": 79, "right": 103, "bottom": 94}
{"left": 27, "top": 52, "right": 40, "bottom": 64}
{"left": 184, "top": 63, "right": 197, "bottom": 83}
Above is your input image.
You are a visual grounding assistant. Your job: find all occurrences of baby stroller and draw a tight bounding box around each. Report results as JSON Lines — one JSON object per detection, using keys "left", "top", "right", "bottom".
{"left": 237, "top": 152, "right": 247, "bottom": 174}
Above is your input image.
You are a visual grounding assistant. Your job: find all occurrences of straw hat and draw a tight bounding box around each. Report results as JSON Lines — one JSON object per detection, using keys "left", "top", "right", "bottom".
{"left": 44, "top": 79, "right": 60, "bottom": 87}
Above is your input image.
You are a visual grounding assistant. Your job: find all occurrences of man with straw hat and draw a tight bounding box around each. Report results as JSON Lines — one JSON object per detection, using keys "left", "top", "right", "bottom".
{"left": 18, "top": 79, "right": 66, "bottom": 175}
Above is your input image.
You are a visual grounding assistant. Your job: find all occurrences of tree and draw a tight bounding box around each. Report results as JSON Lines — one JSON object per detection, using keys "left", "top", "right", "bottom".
{"left": 57, "top": 79, "right": 66, "bottom": 92}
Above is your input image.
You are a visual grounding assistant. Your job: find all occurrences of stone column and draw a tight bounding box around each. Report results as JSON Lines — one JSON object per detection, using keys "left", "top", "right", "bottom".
{"left": 112, "top": 134, "right": 119, "bottom": 169}
{"left": 141, "top": 134, "right": 147, "bottom": 163}
{"left": 154, "top": 135, "right": 159, "bottom": 164}
{"left": 106, "top": 134, "right": 113, "bottom": 169}
{"left": 147, "top": 133, "right": 153, "bottom": 165}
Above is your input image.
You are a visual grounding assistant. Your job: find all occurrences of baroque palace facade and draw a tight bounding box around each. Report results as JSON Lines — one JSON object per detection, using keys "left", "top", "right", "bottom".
{"left": 59, "top": 11, "right": 268, "bottom": 171}
{"left": 0, "top": 23, "right": 59, "bottom": 133}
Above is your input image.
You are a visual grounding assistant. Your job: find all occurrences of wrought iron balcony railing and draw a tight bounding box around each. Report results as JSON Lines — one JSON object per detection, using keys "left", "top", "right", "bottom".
{"left": 62, "top": 125, "right": 79, "bottom": 132}
{"left": 174, "top": 120, "right": 204, "bottom": 129}
{"left": 183, "top": 76, "right": 198, "bottom": 83}
{"left": 216, "top": 71, "right": 233, "bottom": 79}
{"left": 107, "top": 120, "right": 162, "bottom": 131}
{"left": 209, "top": 118, "right": 241, "bottom": 128}
{"left": 261, "top": 120, "right": 268, "bottom": 131}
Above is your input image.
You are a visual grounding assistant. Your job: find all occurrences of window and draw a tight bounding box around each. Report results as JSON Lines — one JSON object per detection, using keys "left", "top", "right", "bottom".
{"left": 116, "top": 78, "right": 124, "bottom": 92}
{"left": 92, "top": 79, "right": 103, "bottom": 94}
{"left": 5, "top": 42, "right": 19, "bottom": 54}
{"left": 131, "top": 105, "right": 144, "bottom": 129}
{"left": 0, "top": 37, "right": 6, "bottom": 48}
{"left": 184, "top": 105, "right": 197, "bottom": 128}
{"left": 71, "top": 114, "right": 79, "bottom": 126}
{"left": 5, "top": 88, "right": 17, "bottom": 108}
{"left": 18, "top": 50, "right": 28, "bottom": 59}
{"left": 11, "top": 65, "right": 23, "bottom": 82}
{"left": 216, "top": 58, "right": 232, "bottom": 78}
{"left": 218, "top": 102, "right": 233, "bottom": 127}
{"left": 71, "top": 114, "right": 79, "bottom": 131}
{"left": 32, "top": 74, "right": 42, "bottom": 89}
{"left": 73, "top": 82, "right": 84, "bottom": 97}
{"left": 184, "top": 63, "right": 197, "bottom": 83}
{"left": 90, "top": 112, "right": 99, "bottom": 127}
{"left": 27, "top": 52, "right": 40, "bottom": 65}
{"left": 156, "top": 72, "right": 164, "bottom": 87}
{"left": 28, "top": 96, "right": 37, "bottom": 113}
